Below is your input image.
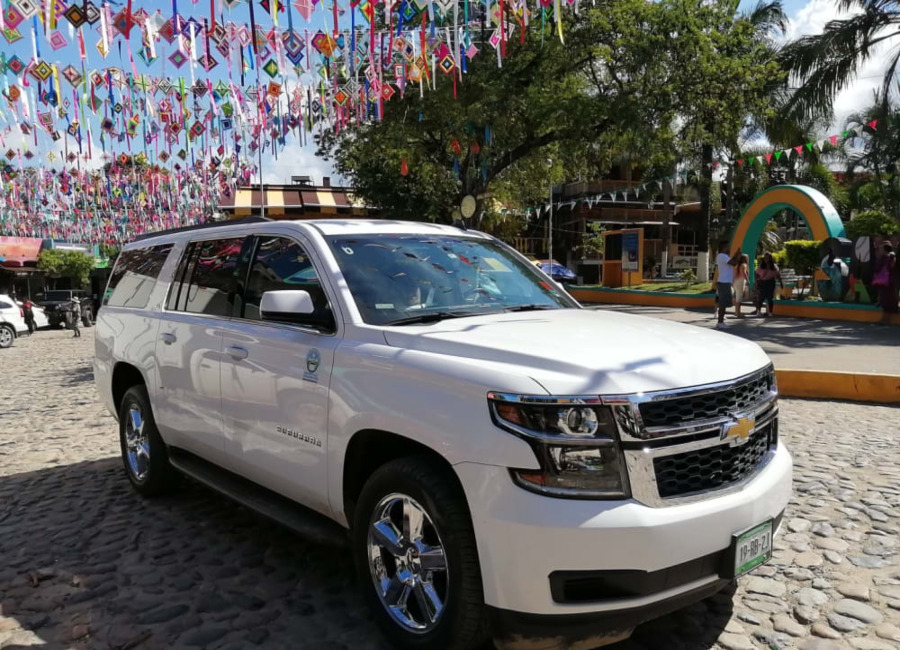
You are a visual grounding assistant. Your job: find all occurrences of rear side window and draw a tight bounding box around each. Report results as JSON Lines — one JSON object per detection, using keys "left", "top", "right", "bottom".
{"left": 104, "top": 244, "right": 173, "bottom": 309}
{"left": 171, "top": 237, "right": 245, "bottom": 317}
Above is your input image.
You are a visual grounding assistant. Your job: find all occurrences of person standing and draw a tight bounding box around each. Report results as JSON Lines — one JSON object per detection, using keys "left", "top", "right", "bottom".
{"left": 715, "top": 241, "right": 735, "bottom": 329}
{"left": 732, "top": 254, "right": 750, "bottom": 319}
{"left": 22, "top": 299, "right": 36, "bottom": 335}
{"left": 70, "top": 298, "right": 82, "bottom": 338}
{"left": 873, "top": 242, "right": 897, "bottom": 322}
{"left": 753, "top": 252, "right": 784, "bottom": 318}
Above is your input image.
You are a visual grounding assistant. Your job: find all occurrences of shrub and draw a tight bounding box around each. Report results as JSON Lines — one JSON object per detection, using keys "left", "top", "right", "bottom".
{"left": 844, "top": 210, "right": 900, "bottom": 240}
{"left": 679, "top": 268, "right": 697, "bottom": 288}
{"left": 783, "top": 240, "right": 822, "bottom": 298}
{"left": 783, "top": 241, "right": 822, "bottom": 276}
{"left": 770, "top": 249, "right": 787, "bottom": 268}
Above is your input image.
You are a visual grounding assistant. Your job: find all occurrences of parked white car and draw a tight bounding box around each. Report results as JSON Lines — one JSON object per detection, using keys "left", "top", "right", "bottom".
{"left": 94, "top": 219, "right": 792, "bottom": 650}
{"left": 0, "top": 294, "right": 27, "bottom": 347}
{"left": 14, "top": 300, "right": 49, "bottom": 330}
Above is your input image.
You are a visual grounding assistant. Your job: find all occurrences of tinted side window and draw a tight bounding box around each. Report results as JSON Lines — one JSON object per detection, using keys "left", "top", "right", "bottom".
{"left": 104, "top": 244, "right": 174, "bottom": 309}
{"left": 0, "top": 301, "right": 12, "bottom": 309}
{"left": 243, "top": 237, "right": 332, "bottom": 329}
{"left": 182, "top": 238, "right": 244, "bottom": 317}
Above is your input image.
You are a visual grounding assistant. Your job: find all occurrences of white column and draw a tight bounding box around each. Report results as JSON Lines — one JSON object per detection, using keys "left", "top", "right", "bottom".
{"left": 697, "top": 251, "right": 710, "bottom": 282}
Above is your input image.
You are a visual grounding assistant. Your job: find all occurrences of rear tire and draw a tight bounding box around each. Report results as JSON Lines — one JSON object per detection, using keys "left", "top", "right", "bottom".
{"left": 353, "top": 456, "right": 489, "bottom": 650}
{"left": 0, "top": 324, "right": 14, "bottom": 348}
{"left": 118, "top": 385, "right": 180, "bottom": 496}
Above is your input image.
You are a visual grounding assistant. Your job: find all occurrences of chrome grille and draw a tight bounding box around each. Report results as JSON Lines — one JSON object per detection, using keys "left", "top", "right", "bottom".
{"left": 638, "top": 368, "right": 774, "bottom": 429}
{"left": 653, "top": 422, "right": 774, "bottom": 498}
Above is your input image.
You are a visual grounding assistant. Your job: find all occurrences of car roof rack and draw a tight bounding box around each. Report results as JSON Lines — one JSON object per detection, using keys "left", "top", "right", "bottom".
{"left": 134, "top": 216, "right": 272, "bottom": 242}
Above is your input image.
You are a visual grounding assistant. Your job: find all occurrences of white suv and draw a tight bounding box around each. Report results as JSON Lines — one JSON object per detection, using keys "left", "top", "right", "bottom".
{"left": 0, "top": 294, "right": 27, "bottom": 348}
{"left": 94, "top": 219, "right": 792, "bottom": 650}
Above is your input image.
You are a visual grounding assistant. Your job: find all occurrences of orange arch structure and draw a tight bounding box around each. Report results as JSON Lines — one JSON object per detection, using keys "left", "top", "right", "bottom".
{"left": 730, "top": 185, "right": 846, "bottom": 282}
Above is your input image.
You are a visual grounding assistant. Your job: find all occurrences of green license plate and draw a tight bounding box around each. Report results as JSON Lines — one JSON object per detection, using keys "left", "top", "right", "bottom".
{"left": 734, "top": 520, "right": 773, "bottom": 577}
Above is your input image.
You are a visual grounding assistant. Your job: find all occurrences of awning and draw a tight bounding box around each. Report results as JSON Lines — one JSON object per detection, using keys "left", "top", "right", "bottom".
{"left": 0, "top": 236, "right": 43, "bottom": 267}
{"left": 220, "top": 187, "right": 367, "bottom": 217}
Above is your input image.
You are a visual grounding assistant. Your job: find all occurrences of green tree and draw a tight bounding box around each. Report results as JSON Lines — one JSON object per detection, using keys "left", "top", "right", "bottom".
{"left": 37, "top": 250, "right": 96, "bottom": 288}
{"left": 316, "top": 0, "right": 700, "bottom": 222}
{"left": 845, "top": 210, "right": 900, "bottom": 239}
{"left": 668, "top": 0, "right": 788, "bottom": 256}
{"left": 843, "top": 97, "right": 900, "bottom": 218}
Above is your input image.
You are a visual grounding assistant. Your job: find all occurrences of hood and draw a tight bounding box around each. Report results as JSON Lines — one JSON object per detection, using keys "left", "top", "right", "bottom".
{"left": 383, "top": 309, "right": 771, "bottom": 396}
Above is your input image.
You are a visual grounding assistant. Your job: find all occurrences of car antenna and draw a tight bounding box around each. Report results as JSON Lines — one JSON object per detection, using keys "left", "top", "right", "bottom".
{"left": 452, "top": 218, "right": 468, "bottom": 231}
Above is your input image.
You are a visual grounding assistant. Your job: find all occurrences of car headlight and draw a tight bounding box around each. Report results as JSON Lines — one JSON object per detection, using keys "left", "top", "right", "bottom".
{"left": 487, "top": 393, "right": 630, "bottom": 499}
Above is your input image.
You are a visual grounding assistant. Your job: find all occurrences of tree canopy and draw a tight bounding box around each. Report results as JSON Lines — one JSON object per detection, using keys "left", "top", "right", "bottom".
{"left": 37, "top": 250, "right": 96, "bottom": 288}
{"left": 317, "top": 0, "right": 785, "bottom": 232}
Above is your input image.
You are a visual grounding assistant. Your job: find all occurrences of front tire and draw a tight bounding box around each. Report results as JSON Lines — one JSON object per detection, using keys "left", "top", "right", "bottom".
{"left": 353, "top": 457, "right": 489, "bottom": 650}
{"left": 118, "top": 385, "right": 179, "bottom": 496}
{"left": 0, "top": 324, "right": 14, "bottom": 348}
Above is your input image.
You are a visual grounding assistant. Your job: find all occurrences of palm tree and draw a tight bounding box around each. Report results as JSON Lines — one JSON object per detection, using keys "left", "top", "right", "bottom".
{"left": 842, "top": 93, "right": 900, "bottom": 216}
{"left": 780, "top": 0, "right": 900, "bottom": 122}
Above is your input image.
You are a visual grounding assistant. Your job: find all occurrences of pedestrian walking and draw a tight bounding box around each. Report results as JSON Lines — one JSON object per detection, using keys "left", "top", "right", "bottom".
{"left": 873, "top": 242, "right": 897, "bottom": 323}
{"left": 732, "top": 253, "right": 750, "bottom": 319}
{"left": 22, "top": 299, "right": 36, "bottom": 335}
{"left": 70, "top": 298, "right": 82, "bottom": 338}
{"left": 752, "top": 252, "right": 784, "bottom": 318}
{"left": 714, "top": 241, "right": 735, "bottom": 329}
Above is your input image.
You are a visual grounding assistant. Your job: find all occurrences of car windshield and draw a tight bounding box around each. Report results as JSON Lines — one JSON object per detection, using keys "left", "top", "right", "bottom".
{"left": 329, "top": 234, "right": 577, "bottom": 326}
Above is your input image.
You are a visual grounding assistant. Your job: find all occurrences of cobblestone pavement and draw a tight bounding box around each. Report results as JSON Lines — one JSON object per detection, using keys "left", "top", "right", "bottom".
{"left": 1, "top": 329, "right": 899, "bottom": 650}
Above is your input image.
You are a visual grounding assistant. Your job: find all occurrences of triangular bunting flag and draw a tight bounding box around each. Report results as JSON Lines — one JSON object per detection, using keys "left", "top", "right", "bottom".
{"left": 866, "top": 120, "right": 878, "bottom": 130}
{"left": 774, "top": 151, "right": 782, "bottom": 162}
{"left": 828, "top": 135, "right": 839, "bottom": 147}
{"left": 794, "top": 145, "right": 803, "bottom": 156}
{"left": 806, "top": 142, "right": 814, "bottom": 152}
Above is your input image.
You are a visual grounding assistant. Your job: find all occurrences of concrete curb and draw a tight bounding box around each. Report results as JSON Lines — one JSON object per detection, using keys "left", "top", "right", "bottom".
{"left": 775, "top": 369, "right": 900, "bottom": 404}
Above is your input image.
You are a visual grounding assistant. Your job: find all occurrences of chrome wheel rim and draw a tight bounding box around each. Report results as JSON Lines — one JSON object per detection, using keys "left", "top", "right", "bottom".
{"left": 367, "top": 493, "right": 449, "bottom": 633}
{"left": 0, "top": 327, "right": 12, "bottom": 347}
{"left": 124, "top": 406, "right": 150, "bottom": 482}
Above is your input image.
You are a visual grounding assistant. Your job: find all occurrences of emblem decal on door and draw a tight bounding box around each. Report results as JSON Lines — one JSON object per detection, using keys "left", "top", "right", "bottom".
{"left": 304, "top": 349, "right": 321, "bottom": 383}
{"left": 276, "top": 425, "right": 323, "bottom": 447}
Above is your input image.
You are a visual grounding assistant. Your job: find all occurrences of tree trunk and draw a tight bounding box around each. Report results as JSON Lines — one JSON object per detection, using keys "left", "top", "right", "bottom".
{"left": 698, "top": 144, "right": 713, "bottom": 254}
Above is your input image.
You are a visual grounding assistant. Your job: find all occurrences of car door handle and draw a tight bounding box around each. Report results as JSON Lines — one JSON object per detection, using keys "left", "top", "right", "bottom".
{"left": 161, "top": 332, "right": 177, "bottom": 345}
{"left": 226, "top": 345, "right": 249, "bottom": 361}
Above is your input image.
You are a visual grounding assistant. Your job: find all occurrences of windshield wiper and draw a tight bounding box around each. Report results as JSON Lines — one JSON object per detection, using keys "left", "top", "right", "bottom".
{"left": 505, "top": 304, "right": 557, "bottom": 313}
{"left": 385, "top": 311, "right": 478, "bottom": 326}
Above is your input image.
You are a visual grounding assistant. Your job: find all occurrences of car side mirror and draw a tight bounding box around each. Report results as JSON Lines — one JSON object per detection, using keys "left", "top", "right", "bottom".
{"left": 260, "top": 290, "right": 316, "bottom": 321}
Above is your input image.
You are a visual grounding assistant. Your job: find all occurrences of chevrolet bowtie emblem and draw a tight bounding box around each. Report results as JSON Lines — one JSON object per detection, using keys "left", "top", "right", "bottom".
{"left": 722, "top": 415, "right": 755, "bottom": 445}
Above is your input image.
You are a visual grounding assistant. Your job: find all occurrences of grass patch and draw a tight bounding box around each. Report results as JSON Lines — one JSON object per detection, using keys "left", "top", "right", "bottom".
{"left": 617, "top": 282, "right": 714, "bottom": 294}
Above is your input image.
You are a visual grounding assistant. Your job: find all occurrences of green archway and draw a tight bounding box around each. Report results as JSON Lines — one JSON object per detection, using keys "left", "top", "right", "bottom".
{"left": 729, "top": 185, "right": 846, "bottom": 283}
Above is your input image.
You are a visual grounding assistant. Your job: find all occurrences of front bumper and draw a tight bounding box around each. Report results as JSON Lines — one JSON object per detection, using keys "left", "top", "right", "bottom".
{"left": 454, "top": 442, "right": 792, "bottom": 618}
{"left": 488, "top": 577, "right": 730, "bottom": 649}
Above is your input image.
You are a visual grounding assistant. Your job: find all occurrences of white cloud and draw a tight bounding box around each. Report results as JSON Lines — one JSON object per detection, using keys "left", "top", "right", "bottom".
{"left": 784, "top": 0, "right": 899, "bottom": 126}
{"left": 257, "top": 139, "right": 340, "bottom": 185}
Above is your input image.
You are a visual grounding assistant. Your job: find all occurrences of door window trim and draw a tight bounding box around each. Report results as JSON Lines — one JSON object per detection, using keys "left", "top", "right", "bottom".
{"left": 230, "top": 233, "right": 338, "bottom": 337}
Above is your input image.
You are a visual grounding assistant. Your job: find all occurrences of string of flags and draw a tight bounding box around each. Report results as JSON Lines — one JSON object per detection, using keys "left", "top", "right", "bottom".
{"left": 0, "top": 0, "right": 580, "bottom": 244}
{"left": 532, "top": 121, "right": 882, "bottom": 214}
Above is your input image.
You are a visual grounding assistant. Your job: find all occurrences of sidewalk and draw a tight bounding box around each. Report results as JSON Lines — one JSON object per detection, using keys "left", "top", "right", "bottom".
{"left": 593, "top": 304, "right": 900, "bottom": 374}
{"left": 591, "top": 304, "right": 900, "bottom": 403}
